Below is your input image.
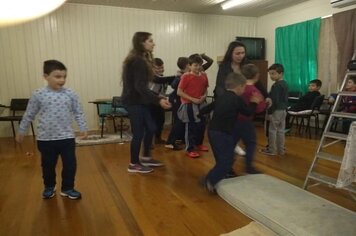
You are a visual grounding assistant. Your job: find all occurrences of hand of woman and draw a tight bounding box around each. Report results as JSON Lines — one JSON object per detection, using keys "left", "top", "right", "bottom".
{"left": 250, "top": 92, "right": 263, "bottom": 104}
{"left": 159, "top": 98, "right": 171, "bottom": 109}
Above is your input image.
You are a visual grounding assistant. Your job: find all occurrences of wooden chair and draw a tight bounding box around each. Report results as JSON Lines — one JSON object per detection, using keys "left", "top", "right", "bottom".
{"left": 0, "top": 98, "right": 35, "bottom": 138}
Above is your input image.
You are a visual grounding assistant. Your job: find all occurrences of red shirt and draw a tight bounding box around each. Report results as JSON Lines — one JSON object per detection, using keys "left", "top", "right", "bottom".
{"left": 178, "top": 72, "right": 209, "bottom": 104}
{"left": 238, "top": 84, "right": 266, "bottom": 121}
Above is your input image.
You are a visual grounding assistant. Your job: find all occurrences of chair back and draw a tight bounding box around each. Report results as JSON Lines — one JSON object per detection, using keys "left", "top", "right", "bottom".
{"left": 288, "top": 91, "right": 302, "bottom": 98}
{"left": 98, "top": 103, "right": 112, "bottom": 116}
{"left": 310, "top": 95, "right": 325, "bottom": 112}
{"left": 10, "top": 98, "right": 29, "bottom": 116}
{"left": 112, "top": 96, "right": 128, "bottom": 115}
{"left": 112, "top": 96, "right": 123, "bottom": 109}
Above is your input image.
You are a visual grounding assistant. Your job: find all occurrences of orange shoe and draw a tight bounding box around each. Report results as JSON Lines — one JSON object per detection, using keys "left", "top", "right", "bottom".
{"left": 186, "top": 151, "right": 200, "bottom": 158}
{"left": 197, "top": 145, "right": 209, "bottom": 152}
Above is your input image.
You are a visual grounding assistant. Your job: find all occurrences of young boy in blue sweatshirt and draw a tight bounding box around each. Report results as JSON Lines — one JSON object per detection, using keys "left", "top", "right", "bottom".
{"left": 16, "top": 60, "right": 88, "bottom": 200}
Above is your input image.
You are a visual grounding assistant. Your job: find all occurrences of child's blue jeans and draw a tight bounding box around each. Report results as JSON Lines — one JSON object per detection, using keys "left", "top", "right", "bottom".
{"left": 37, "top": 138, "right": 76, "bottom": 191}
{"left": 206, "top": 130, "right": 235, "bottom": 186}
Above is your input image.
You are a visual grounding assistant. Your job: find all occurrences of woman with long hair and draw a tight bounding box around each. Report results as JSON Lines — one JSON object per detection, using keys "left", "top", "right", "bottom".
{"left": 121, "top": 32, "right": 171, "bottom": 174}
{"left": 215, "top": 41, "right": 248, "bottom": 98}
{"left": 214, "top": 41, "right": 268, "bottom": 158}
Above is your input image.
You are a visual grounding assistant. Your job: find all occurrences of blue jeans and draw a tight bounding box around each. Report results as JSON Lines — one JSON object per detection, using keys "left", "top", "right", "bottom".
{"left": 126, "top": 104, "right": 156, "bottom": 164}
{"left": 166, "top": 118, "right": 185, "bottom": 144}
{"left": 37, "top": 138, "right": 76, "bottom": 191}
{"left": 206, "top": 130, "right": 235, "bottom": 186}
{"left": 149, "top": 104, "right": 165, "bottom": 139}
{"left": 166, "top": 101, "right": 185, "bottom": 144}
{"left": 232, "top": 120, "right": 256, "bottom": 171}
{"left": 185, "top": 103, "right": 206, "bottom": 152}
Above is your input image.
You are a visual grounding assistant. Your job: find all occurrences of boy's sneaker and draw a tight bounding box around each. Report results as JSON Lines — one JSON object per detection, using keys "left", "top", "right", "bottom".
{"left": 278, "top": 151, "right": 286, "bottom": 156}
{"left": 42, "top": 186, "right": 56, "bottom": 199}
{"left": 175, "top": 139, "right": 184, "bottom": 145}
{"left": 186, "top": 151, "right": 200, "bottom": 158}
{"left": 197, "top": 145, "right": 209, "bottom": 152}
{"left": 234, "top": 145, "right": 246, "bottom": 156}
{"left": 155, "top": 138, "right": 166, "bottom": 144}
{"left": 225, "top": 170, "right": 239, "bottom": 178}
{"left": 140, "top": 158, "right": 164, "bottom": 167}
{"left": 164, "top": 143, "right": 183, "bottom": 150}
{"left": 205, "top": 180, "right": 216, "bottom": 194}
{"left": 127, "top": 163, "right": 153, "bottom": 173}
{"left": 60, "top": 189, "right": 82, "bottom": 200}
{"left": 246, "top": 167, "right": 262, "bottom": 174}
{"left": 198, "top": 177, "right": 216, "bottom": 193}
{"left": 259, "top": 148, "right": 277, "bottom": 156}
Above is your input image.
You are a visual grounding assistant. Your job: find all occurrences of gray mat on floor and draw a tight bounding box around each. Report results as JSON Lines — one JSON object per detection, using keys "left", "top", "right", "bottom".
{"left": 216, "top": 174, "right": 356, "bottom": 236}
{"left": 75, "top": 133, "right": 131, "bottom": 146}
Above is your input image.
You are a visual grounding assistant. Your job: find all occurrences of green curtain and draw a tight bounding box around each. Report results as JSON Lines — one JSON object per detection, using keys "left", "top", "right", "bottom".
{"left": 275, "top": 18, "right": 321, "bottom": 93}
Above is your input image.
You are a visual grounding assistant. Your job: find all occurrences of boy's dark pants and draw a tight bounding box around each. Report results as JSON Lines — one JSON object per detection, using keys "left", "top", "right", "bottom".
{"left": 166, "top": 101, "right": 185, "bottom": 144}
{"left": 150, "top": 104, "right": 165, "bottom": 139}
{"left": 167, "top": 118, "right": 185, "bottom": 145}
{"left": 206, "top": 130, "right": 235, "bottom": 186}
{"left": 186, "top": 103, "right": 206, "bottom": 152}
{"left": 232, "top": 121, "right": 256, "bottom": 171}
{"left": 37, "top": 138, "right": 76, "bottom": 191}
{"left": 126, "top": 104, "right": 156, "bottom": 164}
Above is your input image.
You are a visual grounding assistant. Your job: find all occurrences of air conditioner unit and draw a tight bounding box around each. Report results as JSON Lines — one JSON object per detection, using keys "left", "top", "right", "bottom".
{"left": 331, "top": 0, "right": 356, "bottom": 8}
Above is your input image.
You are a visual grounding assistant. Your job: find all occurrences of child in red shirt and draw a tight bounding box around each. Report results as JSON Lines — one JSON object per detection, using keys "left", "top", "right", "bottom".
{"left": 177, "top": 54, "right": 209, "bottom": 158}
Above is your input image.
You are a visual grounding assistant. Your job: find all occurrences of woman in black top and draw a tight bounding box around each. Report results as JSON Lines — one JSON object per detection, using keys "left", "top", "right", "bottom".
{"left": 121, "top": 32, "right": 171, "bottom": 174}
{"left": 214, "top": 41, "right": 268, "bottom": 156}
{"left": 214, "top": 41, "right": 268, "bottom": 98}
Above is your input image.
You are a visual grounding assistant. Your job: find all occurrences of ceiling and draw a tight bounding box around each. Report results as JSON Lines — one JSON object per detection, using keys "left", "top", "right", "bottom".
{"left": 67, "top": 0, "right": 310, "bottom": 17}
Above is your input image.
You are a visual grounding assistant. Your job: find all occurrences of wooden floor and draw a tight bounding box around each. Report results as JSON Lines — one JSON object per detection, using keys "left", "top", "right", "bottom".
{"left": 0, "top": 125, "right": 355, "bottom": 236}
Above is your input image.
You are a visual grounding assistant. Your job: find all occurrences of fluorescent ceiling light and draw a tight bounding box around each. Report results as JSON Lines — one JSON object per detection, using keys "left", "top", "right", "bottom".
{"left": 0, "top": 0, "right": 67, "bottom": 27}
{"left": 221, "top": 0, "right": 253, "bottom": 10}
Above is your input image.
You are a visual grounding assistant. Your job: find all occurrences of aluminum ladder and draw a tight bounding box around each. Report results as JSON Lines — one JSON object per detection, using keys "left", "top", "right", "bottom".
{"left": 303, "top": 52, "right": 356, "bottom": 195}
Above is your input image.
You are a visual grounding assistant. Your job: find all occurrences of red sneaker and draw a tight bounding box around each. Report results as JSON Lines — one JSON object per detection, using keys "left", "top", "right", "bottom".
{"left": 186, "top": 151, "right": 200, "bottom": 158}
{"left": 197, "top": 145, "right": 209, "bottom": 152}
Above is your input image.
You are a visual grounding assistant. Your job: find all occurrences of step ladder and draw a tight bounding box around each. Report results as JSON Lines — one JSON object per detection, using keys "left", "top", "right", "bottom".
{"left": 303, "top": 52, "right": 356, "bottom": 194}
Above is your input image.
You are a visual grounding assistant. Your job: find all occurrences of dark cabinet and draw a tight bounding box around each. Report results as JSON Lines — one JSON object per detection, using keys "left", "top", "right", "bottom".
{"left": 251, "top": 60, "right": 268, "bottom": 90}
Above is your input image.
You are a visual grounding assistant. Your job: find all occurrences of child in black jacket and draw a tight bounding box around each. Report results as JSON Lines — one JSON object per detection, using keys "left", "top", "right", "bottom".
{"left": 199, "top": 72, "right": 262, "bottom": 192}
{"left": 286, "top": 79, "right": 322, "bottom": 129}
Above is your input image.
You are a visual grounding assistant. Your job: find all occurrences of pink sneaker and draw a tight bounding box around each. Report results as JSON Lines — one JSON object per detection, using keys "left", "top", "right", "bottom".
{"left": 197, "top": 145, "right": 209, "bottom": 152}
{"left": 186, "top": 151, "right": 200, "bottom": 158}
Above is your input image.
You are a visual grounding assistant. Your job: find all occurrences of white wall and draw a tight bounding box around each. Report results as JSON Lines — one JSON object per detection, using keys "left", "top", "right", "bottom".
{"left": 257, "top": 0, "right": 356, "bottom": 89}
{"left": 0, "top": 3, "right": 257, "bottom": 137}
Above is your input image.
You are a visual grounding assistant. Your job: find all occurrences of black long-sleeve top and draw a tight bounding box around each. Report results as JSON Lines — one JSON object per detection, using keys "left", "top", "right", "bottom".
{"left": 200, "top": 90, "right": 257, "bottom": 134}
{"left": 214, "top": 62, "right": 268, "bottom": 98}
{"left": 121, "top": 56, "right": 160, "bottom": 105}
{"left": 152, "top": 75, "right": 176, "bottom": 84}
{"left": 268, "top": 80, "right": 288, "bottom": 114}
{"left": 201, "top": 54, "right": 214, "bottom": 71}
{"left": 289, "top": 91, "right": 320, "bottom": 111}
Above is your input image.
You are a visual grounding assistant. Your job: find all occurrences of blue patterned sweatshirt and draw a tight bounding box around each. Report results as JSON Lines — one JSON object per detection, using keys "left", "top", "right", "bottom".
{"left": 18, "top": 86, "right": 87, "bottom": 141}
